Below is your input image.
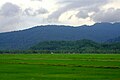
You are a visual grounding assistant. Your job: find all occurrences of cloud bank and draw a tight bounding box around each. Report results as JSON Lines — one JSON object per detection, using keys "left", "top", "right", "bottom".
{"left": 0, "top": 0, "right": 120, "bottom": 32}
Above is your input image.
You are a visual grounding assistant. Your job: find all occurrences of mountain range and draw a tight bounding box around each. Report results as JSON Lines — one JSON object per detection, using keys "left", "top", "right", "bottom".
{"left": 0, "top": 23, "right": 120, "bottom": 50}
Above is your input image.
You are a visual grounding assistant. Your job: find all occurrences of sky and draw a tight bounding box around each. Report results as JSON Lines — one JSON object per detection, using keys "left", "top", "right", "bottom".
{"left": 0, "top": 0, "right": 120, "bottom": 32}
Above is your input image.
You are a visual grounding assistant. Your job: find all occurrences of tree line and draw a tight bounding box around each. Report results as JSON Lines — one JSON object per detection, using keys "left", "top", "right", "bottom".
{"left": 0, "top": 39, "right": 120, "bottom": 54}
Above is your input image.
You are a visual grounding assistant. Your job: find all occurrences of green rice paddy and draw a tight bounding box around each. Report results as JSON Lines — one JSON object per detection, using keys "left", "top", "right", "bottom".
{"left": 0, "top": 54, "right": 120, "bottom": 80}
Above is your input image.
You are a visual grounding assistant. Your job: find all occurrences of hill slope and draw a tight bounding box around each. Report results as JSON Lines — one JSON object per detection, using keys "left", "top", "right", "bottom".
{"left": 30, "top": 39, "right": 100, "bottom": 50}
{"left": 0, "top": 23, "right": 120, "bottom": 50}
{"left": 107, "top": 36, "right": 120, "bottom": 43}
{"left": 30, "top": 39, "right": 120, "bottom": 53}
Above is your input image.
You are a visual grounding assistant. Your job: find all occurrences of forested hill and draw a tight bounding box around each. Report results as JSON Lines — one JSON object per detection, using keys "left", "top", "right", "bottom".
{"left": 30, "top": 39, "right": 100, "bottom": 50}
{"left": 30, "top": 39, "right": 120, "bottom": 53}
{"left": 0, "top": 23, "right": 120, "bottom": 50}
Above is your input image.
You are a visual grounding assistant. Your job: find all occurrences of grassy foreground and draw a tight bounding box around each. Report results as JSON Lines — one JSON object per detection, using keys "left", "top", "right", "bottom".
{"left": 0, "top": 54, "right": 120, "bottom": 80}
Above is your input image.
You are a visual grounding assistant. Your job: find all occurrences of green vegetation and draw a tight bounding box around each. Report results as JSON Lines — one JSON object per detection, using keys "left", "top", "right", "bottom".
{"left": 0, "top": 39, "right": 120, "bottom": 54}
{"left": 30, "top": 39, "right": 120, "bottom": 53}
{"left": 0, "top": 23, "right": 120, "bottom": 50}
{"left": 0, "top": 54, "right": 120, "bottom": 80}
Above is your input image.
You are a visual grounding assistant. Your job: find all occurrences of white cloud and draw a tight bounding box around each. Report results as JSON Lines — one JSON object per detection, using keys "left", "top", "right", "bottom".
{"left": 0, "top": 1, "right": 48, "bottom": 32}
{"left": 48, "top": 0, "right": 109, "bottom": 20}
{"left": 92, "top": 8, "right": 120, "bottom": 23}
{"left": 31, "top": 0, "right": 42, "bottom": 1}
{"left": 0, "top": 2, "right": 22, "bottom": 16}
{"left": 23, "top": 8, "right": 48, "bottom": 16}
{"left": 0, "top": 2, "right": 23, "bottom": 32}
{"left": 0, "top": 0, "right": 120, "bottom": 32}
{"left": 76, "top": 10, "right": 89, "bottom": 19}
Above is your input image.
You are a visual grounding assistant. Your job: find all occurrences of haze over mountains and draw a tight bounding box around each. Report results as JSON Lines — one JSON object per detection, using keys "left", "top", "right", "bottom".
{"left": 0, "top": 23, "right": 120, "bottom": 50}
